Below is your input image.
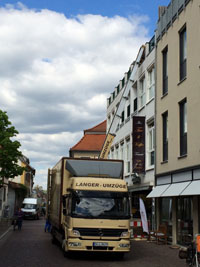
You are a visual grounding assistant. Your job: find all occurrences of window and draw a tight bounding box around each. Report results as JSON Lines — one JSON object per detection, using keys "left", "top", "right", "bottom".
{"left": 160, "top": 198, "right": 172, "bottom": 242}
{"left": 107, "top": 115, "right": 111, "bottom": 130}
{"left": 148, "top": 122, "right": 155, "bottom": 166}
{"left": 162, "top": 111, "right": 168, "bottom": 161}
{"left": 122, "top": 78, "right": 125, "bottom": 88}
{"left": 180, "top": 26, "right": 187, "bottom": 81}
{"left": 110, "top": 148, "right": 114, "bottom": 159}
{"left": 120, "top": 143, "right": 124, "bottom": 160}
{"left": 179, "top": 99, "right": 187, "bottom": 156}
{"left": 139, "top": 76, "right": 145, "bottom": 108}
{"left": 115, "top": 147, "right": 119, "bottom": 159}
{"left": 162, "top": 46, "right": 168, "bottom": 95}
{"left": 133, "top": 98, "right": 137, "bottom": 112}
{"left": 147, "top": 67, "right": 155, "bottom": 101}
{"left": 116, "top": 85, "right": 119, "bottom": 94}
{"left": 125, "top": 140, "right": 130, "bottom": 173}
{"left": 121, "top": 111, "right": 124, "bottom": 123}
{"left": 112, "top": 110, "right": 115, "bottom": 121}
{"left": 127, "top": 104, "right": 130, "bottom": 118}
{"left": 177, "top": 197, "right": 192, "bottom": 245}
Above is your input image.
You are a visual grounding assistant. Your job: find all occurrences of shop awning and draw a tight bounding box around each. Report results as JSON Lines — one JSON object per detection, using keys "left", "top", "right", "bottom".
{"left": 181, "top": 180, "right": 200, "bottom": 196}
{"left": 161, "top": 181, "right": 191, "bottom": 197}
{"left": 147, "top": 184, "right": 171, "bottom": 198}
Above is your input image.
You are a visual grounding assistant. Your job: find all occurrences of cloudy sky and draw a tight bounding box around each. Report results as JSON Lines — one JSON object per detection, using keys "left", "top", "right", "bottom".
{"left": 0, "top": 0, "right": 169, "bottom": 189}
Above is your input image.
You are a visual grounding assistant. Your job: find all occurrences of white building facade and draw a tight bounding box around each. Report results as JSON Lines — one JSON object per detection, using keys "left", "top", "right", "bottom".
{"left": 107, "top": 39, "right": 155, "bottom": 230}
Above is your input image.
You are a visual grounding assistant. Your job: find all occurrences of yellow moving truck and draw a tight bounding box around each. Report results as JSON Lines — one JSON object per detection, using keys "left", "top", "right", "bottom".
{"left": 47, "top": 157, "right": 131, "bottom": 257}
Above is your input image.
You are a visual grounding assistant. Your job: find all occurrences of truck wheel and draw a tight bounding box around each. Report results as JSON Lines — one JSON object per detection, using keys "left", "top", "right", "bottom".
{"left": 63, "top": 250, "right": 68, "bottom": 258}
{"left": 117, "top": 253, "right": 124, "bottom": 260}
{"left": 63, "top": 250, "right": 71, "bottom": 258}
{"left": 51, "top": 235, "right": 57, "bottom": 245}
{"left": 62, "top": 240, "right": 71, "bottom": 258}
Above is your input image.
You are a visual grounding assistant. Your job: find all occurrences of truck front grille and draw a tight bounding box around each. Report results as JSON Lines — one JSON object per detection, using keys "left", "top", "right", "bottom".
{"left": 73, "top": 227, "right": 127, "bottom": 237}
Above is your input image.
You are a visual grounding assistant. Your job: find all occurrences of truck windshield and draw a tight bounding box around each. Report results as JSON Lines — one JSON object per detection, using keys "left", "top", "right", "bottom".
{"left": 22, "top": 204, "right": 36, "bottom": 209}
{"left": 71, "top": 191, "right": 130, "bottom": 219}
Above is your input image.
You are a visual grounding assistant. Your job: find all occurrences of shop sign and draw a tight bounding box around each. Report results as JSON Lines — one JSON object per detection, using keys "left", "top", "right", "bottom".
{"left": 132, "top": 116, "right": 145, "bottom": 173}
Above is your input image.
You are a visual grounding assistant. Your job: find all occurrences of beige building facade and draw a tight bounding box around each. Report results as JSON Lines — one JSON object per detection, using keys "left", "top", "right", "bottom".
{"left": 150, "top": 0, "right": 200, "bottom": 245}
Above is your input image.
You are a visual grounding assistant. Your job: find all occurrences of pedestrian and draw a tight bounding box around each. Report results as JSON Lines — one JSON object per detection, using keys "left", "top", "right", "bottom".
{"left": 13, "top": 208, "right": 24, "bottom": 231}
{"left": 44, "top": 217, "right": 51, "bottom": 232}
{"left": 41, "top": 206, "right": 46, "bottom": 217}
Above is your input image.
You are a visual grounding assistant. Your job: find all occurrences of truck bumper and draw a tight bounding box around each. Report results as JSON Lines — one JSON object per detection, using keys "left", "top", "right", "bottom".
{"left": 65, "top": 238, "right": 130, "bottom": 253}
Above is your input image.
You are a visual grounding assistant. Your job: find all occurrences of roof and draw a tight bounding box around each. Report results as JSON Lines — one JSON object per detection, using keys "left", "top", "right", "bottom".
{"left": 70, "top": 134, "right": 106, "bottom": 152}
{"left": 84, "top": 120, "right": 106, "bottom": 134}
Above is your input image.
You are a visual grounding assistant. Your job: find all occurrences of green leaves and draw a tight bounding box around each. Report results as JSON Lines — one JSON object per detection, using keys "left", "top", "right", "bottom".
{"left": 0, "top": 110, "right": 25, "bottom": 179}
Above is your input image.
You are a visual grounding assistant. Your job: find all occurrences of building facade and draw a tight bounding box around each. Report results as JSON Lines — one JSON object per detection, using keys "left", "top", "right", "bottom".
{"left": 69, "top": 120, "right": 106, "bottom": 158}
{"left": 107, "top": 40, "right": 155, "bottom": 231}
{"left": 149, "top": 0, "right": 200, "bottom": 245}
{"left": 11, "top": 155, "right": 35, "bottom": 197}
{"left": 0, "top": 155, "right": 35, "bottom": 219}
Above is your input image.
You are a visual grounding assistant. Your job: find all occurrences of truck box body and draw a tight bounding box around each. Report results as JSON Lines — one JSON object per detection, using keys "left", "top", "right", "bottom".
{"left": 47, "top": 158, "right": 131, "bottom": 255}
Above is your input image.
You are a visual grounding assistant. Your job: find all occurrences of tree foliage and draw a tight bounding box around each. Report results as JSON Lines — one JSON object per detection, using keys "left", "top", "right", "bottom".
{"left": 0, "top": 110, "right": 25, "bottom": 180}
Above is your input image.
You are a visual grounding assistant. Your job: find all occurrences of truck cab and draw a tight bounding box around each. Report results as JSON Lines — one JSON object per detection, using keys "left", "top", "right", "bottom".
{"left": 48, "top": 158, "right": 131, "bottom": 257}
{"left": 62, "top": 179, "right": 131, "bottom": 254}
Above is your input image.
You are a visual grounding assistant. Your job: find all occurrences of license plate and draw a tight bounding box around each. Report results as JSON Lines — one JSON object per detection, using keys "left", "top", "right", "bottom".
{"left": 93, "top": 242, "right": 108, "bottom": 247}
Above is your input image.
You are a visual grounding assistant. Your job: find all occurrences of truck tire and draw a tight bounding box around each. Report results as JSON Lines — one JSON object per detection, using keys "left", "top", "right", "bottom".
{"left": 63, "top": 250, "right": 72, "bottom": 258}
{"left": 62, "top": 239, "right": 71, "bottom": 258}
{"left": 116, "top": 253, "right": 124, "bottom": 260}
{"left": 51, "top": 235, "right": 57, "bottom": 245}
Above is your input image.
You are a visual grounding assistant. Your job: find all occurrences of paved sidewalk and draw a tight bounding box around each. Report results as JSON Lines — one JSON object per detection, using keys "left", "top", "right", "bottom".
{"left": 0, "top": 219, "right": 185, "bottom": 267}
{"left": 132, "top": 239, "right": 184, "bottom": 267}
{"left": 0, "top": 218, "right": 12, "bottom": 240}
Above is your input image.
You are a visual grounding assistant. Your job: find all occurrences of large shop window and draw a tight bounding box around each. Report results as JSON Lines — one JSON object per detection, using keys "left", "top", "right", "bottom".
{"left": 177, "top": 197, "right": 193, "bottom": 245}
{"left": 160, "top": 198, "right": 172, "bottom": 241}
{"left": 199, "top": 196, "right": 200, "bottom": 233}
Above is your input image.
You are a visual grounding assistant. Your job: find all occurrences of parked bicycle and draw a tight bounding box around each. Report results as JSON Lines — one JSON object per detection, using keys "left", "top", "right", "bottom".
{"left": 179, "top": 234, "right": 200, "bottom": 266}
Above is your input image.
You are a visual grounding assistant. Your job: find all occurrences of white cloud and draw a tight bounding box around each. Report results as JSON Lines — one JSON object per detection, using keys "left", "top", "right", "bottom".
{"left": 0, "top": 3, "right": 150, "bottom": 188}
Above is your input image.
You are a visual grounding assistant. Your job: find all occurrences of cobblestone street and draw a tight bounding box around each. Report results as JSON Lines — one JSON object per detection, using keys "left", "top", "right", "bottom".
{"left": 0, "top": 219, "right": 185, "bottom": 267}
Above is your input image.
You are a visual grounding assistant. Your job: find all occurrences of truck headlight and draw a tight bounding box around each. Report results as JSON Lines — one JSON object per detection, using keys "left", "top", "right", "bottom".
{"left": 72, "top": 230, "right": 80, "bottom": 236}
{"left": 69, "top": 242, "right": 81, "bottom": 247}
{"left": 121, "top": 231, "right": 129, "bottom": 237}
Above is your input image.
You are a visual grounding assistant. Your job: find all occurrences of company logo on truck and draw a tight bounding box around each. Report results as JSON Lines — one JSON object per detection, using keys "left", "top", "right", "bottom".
{"left": 75, "top": 182, "right": 127, "bottom": 189}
